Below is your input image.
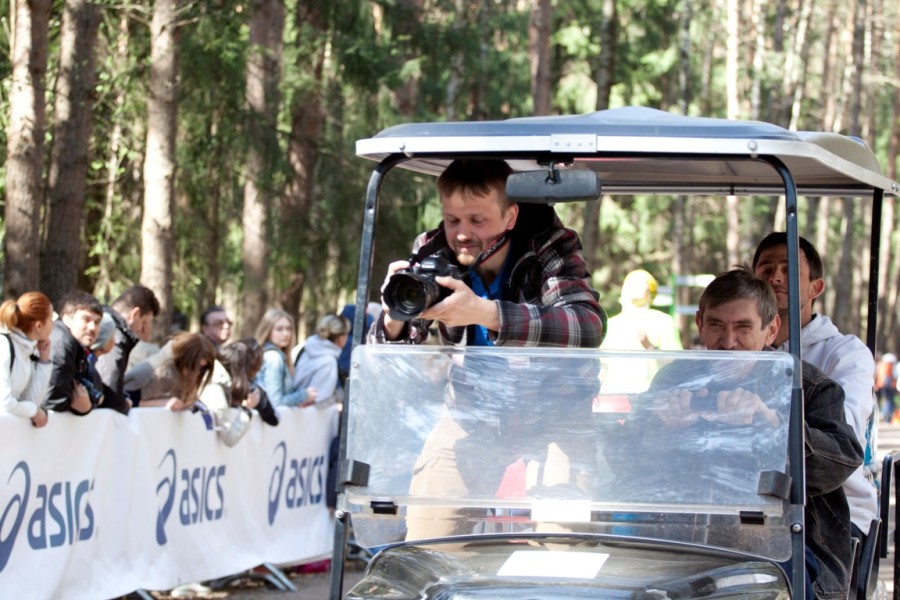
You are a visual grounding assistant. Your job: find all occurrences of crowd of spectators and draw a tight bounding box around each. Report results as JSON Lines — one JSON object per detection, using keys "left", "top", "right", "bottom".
{"left": 0, "top": 286, "right": 358, "bottom": 597}
{"left": 0, "top": 285, "right": 352, "bottom": 443}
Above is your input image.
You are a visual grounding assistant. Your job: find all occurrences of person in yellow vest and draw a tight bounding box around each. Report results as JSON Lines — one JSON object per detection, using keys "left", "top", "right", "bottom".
{"left": 599, "top": 270, "right": 682, "bottom": 399}
{"left": 603, "top": 269, "right": 682, "bottom": 351}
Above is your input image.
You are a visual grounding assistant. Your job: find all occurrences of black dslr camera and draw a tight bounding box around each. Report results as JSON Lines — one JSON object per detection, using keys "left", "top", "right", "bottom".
{"left": 383, "top": 254, "right": 464, "bottom": 321}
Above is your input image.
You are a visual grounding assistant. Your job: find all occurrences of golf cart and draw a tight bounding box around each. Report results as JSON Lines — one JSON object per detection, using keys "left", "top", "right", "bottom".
{"left": 329, "top": 107, "right": 900, "bottom": 599}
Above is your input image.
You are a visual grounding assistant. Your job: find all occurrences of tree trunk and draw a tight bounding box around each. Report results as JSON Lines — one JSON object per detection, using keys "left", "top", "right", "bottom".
{"left": 786, "top": 0, "right": 813, "bottom": 130}
{"left": 241, "top": 0, "right": 285, "bottom": 337}
{"left": 848, "top": 0, "right": 866, "bottom": 139}
{"left": 749, "top": 0, "right": 764, "bottom": 120}
{"left": 832, "top": 199, "right": 856, "bottom": 331}
{"left": 529, "top": 0, "right": 552, "bottom": 116}
{"left": 4, "top": 0, "right": 51, "bottom": 299}
{"left": 281, "top": 0, "right": 327, "bottom": 318}
{"left": 40, "top": 0, "right": 101, "bottom": 304}
{"left": 583, "top": 0, "right": 617, "bottom": 270}
{"left": 672, "top": 0, "right": 692, "bottom": 344}
{"left": 95, "top": 11, "right": 132, "bottom": 302}
{"left": 200, "top": 111, "right": 222, "bottom": 312}
{"left": 677, "top": 0, "right": 692, "bottom": 115}
{"left": 821, "top": 2, "right": 841, "bottom": 132}
{"left": 593, "top": 0, "right": 617, "bottom": 112}
{"left": 392, "top": 0, "right": 423, "bottom": 117}
{"left": 880, "top": 30, "right": 900, "bottom": 348}
{"left": 828, "top": 0, "right": 866, "bottom": 333}
{"left": 725, "top": 0, "right": 740, "bottom": 120}
{"left": 445, "top": 0, "right": 465, "bottom": 120}
{"left": 141, "top": 0, "right": 182, "bottom": 341}
{"left": 724, "top": 0, "right": 740, "bottom": 266}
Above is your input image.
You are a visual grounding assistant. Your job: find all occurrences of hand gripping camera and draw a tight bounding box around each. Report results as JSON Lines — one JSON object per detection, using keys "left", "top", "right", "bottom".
{"left": 383, "top": 254, "right": 464, "bottom": 321}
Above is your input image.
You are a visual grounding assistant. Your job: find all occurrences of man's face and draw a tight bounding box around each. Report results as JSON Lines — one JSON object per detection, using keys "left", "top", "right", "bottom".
{"left": 202, "top": 311, "right": 232, "bottom": 345}
{"left": 696, "top": 299, "right": 780, "bottom": 351}
{"left": 127, "top": 309, "right": 154, "bottom": 342}
{"left": 441, "top": 186, "right": 518, "bottom": 267}
{"left": 62, "top": 309, "right": 102, "bottom": 348}
{"left": 753, "top": 245, "right": 824, "bottom": 313}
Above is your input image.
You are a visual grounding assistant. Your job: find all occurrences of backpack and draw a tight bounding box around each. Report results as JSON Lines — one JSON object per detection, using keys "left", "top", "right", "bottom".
{"left": 2, "top": 333, "right": 14, "bottom": 373}
{"left": 292, "top": 345, "right": 305, "bottom": 370}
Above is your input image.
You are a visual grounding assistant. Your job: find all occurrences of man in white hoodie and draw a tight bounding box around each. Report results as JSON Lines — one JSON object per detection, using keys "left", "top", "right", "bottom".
{"left": 752, "top": 232, "right": 878, "bottom": 548}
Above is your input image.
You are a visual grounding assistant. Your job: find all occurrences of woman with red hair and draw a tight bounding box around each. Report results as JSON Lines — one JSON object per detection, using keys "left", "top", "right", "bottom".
{"left": 0, "top": 291, "right": 54, "bottom": 427}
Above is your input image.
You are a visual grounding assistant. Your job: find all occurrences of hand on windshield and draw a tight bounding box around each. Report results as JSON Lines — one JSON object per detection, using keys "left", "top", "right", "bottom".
{"left": 705, "top": 388, "right": 780, "bottom": 427}
{"left": 655, "top": 388, "right": 705, "bottom": 428}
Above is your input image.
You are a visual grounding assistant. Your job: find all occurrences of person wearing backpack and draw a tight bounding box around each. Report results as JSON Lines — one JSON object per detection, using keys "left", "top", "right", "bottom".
{"left": 0, "top": 291, "right": 54, "bottom": 427}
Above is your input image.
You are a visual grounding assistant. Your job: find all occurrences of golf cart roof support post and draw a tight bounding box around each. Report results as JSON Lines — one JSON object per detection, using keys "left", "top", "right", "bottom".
{"left": 330, "top": 155, "right": 405, "bottom": 600}
{"left": 866, "top": 188, "right": 884, "bottom": 357}
{"left": 764, "top": 155, "right": 808, "bottom": 599}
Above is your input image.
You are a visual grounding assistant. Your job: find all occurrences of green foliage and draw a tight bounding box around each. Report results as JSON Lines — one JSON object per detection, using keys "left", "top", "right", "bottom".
{"left": 0, "top": 0, "right": 897, "bottom": 346}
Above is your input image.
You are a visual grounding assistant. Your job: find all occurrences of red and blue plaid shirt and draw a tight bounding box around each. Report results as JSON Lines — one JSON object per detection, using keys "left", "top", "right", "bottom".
{"left": 370, "top": 208, "right": 606, "bottom": 348}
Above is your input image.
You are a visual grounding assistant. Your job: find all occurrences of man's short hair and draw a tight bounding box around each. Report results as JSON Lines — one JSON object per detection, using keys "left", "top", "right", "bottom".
{"left": 698, "top": 267, "right": 778, "bottom": 327}
{"left": 752, "top": 232, "right": 824, "bottom": 281}
{"left": 200, "top": 305, "right": 227, "bottom": 326}
{"left": 112, "top": 285, "right": 160, "bottom": 316}
{"left": 58, "top": 291, "right": 103, "bottom": 318}
{"left": 437, "top": 159, "right": 513, "bottom": 210}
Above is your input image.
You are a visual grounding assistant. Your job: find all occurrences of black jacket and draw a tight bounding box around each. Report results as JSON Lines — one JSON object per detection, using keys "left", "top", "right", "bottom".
{"left": 44, "top": 320, "right": 121, "bottom": 416}
{"left": 93, "top": 307, "right": 138, "bottom": 415}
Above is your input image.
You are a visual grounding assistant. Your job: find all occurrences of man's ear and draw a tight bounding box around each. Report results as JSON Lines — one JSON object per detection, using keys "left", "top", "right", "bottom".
{"left": 504, "top": 203, "right": 519, "bottom": 231}
{"left": 808, "top": 277, "right": 825, "bottom": 302}
{"left": 126, "top": 306, "right": 142, "bottom": 327}
{"left": 764, "top": 314, "right": 781, "bottom": 346}
{"left": 694, "top": 310, "right": 703, "bottom": 333}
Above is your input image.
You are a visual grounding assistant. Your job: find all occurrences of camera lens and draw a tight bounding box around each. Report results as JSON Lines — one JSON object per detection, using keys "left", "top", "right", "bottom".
{"left": 384, "top": 274, "right": 430, "bottom": 321}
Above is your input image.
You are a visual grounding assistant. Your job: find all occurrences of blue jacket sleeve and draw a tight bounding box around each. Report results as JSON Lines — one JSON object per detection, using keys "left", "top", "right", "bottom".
{"left": 258, "top": 349, "right": 307, "bottom": 407}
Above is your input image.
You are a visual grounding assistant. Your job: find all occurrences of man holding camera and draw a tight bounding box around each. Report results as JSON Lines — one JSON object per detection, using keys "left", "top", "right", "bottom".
{"left": 44, "top": 291, "right": 117, "bottom": 416}
{"left": 370, "top": 159, "right": 605, "bottom": 540}
{"left": 370, "top": 159, "right": 605, "bottom": 347}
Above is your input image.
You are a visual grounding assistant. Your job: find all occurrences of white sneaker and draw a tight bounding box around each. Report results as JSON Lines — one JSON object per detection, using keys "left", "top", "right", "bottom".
{"left": 169, "top": 582, "right": 211, "bottom": 598}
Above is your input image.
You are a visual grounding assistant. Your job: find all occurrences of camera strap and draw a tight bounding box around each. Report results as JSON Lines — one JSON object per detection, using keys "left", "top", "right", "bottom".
{"left": 471, "top": 231, "right": 510, "bottom": 270}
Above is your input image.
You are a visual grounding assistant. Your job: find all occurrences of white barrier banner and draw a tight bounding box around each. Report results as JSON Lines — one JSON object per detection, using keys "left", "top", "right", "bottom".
{"left": 0, "top": 405, "right": 338, "bottom": 599}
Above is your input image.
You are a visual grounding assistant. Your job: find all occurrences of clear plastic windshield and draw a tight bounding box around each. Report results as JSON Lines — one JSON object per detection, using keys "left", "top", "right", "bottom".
{"left": 342, "top": 346, "right": 798, "bottom": 560}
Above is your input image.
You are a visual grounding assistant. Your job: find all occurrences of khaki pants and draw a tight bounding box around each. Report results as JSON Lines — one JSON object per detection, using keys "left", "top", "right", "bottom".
{"left": 405, "top": 408, "right": 594, "bottom": 540}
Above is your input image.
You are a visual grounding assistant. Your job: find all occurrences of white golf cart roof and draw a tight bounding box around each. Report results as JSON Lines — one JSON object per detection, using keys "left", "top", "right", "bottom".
{"left": 356, "top": 106, "right": 899, "bottom": 197}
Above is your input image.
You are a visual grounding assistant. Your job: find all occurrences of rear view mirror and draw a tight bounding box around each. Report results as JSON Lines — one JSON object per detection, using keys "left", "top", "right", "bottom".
{"left": 506, "top": 169, "right": 601, "bottom": 203}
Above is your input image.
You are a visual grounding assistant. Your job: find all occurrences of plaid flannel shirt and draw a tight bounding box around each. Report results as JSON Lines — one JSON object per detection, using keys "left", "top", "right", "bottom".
{"left": 370, "top": 208, "right": 605, "bottom": 348}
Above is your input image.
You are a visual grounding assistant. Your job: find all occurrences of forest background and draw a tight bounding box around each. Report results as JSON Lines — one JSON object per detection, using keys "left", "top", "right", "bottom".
{"left": 1, "top": 0, "right": 898, "bottom": 351}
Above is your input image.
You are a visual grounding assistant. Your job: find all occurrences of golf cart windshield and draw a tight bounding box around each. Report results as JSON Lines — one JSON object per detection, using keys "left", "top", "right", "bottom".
{"left": 342, "top": 345, "right": 798, "bottom": 561}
